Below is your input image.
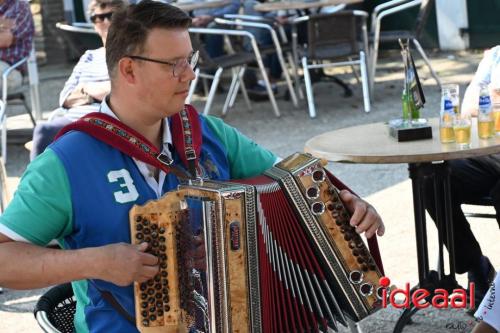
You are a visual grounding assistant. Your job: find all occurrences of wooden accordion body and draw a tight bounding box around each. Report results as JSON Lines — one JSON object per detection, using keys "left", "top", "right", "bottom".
{"left": 129, "top": 153, "right": 385, "bottom": 333}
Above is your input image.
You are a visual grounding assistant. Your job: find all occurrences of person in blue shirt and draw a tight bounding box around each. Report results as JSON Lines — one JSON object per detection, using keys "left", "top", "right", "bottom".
{"left": 0, "top": 2, "right": 385, "bottom": 332}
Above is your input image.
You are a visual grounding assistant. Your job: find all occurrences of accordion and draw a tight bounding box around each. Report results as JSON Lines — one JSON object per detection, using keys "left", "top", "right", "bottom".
{"left": 129, "top": 153, "right": 385, "bottom": 332}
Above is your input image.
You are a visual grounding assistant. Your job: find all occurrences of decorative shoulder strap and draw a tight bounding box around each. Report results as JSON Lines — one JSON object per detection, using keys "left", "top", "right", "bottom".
{"left": 326, "top": 171, "right": 385, "bottom": 275}
{"left": 55, "top": 105, "right": 203, "bottom": 180}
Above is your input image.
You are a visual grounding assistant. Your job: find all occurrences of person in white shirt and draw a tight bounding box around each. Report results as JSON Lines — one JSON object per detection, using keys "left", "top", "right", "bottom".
{"left": 29, "top": 0, "right": 127, "bottom": 160}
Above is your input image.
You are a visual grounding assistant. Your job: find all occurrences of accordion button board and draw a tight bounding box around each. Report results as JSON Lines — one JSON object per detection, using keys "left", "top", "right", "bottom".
{"left": 129, "top": 153, "right": 387, "bottom": 333}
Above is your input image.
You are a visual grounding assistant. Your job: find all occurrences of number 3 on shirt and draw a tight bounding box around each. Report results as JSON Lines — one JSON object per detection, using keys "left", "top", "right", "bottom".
{"left": 108, "top": 169, "right": 139, "bottom": 203}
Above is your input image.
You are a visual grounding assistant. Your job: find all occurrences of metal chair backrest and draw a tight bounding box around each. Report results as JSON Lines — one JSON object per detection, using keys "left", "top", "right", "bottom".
{"left": 414, "top": 0, "right": 434, "bottom": 39}
{"left": 34, "top": 283, "right": 76, "bottom": 333}
{"left": 306, "top": 11, "right": 361, "bottom": 60}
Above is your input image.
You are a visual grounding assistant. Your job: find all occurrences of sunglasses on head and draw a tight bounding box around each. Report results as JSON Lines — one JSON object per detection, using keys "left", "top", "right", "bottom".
{"left": 90, "top": 11, "right": 113, "bottom": 23}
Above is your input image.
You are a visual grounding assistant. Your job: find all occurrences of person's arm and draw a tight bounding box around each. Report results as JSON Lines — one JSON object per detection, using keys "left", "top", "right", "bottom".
{"left": 0, "top": 150, "right": 158, "bottom": 289}
{"left": 63, "top": 81, "right": 110, "bottom": 108}
{"left": 0, "top": 30, "right": 13, "bottom": 48}
{"left": 462, "top": 47, "right": 500, "bottom": 116}
{"left": 5, "top": 2, "right": 34, "bottom": 51}
{"left": 60, "top": 50, "right": 110, "bottom": 108}
{"left": 0, "top": 234, "right": 158, "bottom": 289}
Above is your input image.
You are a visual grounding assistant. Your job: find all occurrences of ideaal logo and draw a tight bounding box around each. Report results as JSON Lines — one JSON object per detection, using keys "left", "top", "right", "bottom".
{"left": 379, "top": 276, "right": 475, "bottom": 310}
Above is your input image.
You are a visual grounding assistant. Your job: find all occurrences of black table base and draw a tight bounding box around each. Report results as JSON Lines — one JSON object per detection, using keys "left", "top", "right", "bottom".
{"left": 393, "top": 162, "right": 461, "bottom": 333}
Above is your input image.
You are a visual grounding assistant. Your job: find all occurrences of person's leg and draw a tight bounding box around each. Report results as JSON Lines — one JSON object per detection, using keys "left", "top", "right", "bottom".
{"left": 203, "top": 22, "right": 224, "bottom": 59}
{"left": 424, "top": 156, "right": 498, "bottom": 300}
{"left": 30, "top": 116, "right": 73, "bottom": 160}
{"left": 424, "top": 156, "right": 499, "bottom": 273}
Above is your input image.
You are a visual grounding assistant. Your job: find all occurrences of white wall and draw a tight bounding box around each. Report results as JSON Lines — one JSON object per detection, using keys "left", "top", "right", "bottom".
{"left": 436, "top": 0, "right": 469, "bottom": 50}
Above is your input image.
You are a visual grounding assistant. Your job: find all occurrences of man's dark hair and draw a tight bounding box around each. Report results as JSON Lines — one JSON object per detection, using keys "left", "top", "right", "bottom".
{"left": 106, "top": 0, "right": 192, "bottom": 78}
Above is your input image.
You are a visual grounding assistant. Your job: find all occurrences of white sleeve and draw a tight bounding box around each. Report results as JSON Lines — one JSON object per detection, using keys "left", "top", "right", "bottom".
{"left": 475, "top": 271, "right": 500, "bottom": 331}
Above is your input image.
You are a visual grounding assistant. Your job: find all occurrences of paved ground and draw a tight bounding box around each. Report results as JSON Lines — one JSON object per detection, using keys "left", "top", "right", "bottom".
{"left": 1, "top": 49, "right": 499, "bottom": 333}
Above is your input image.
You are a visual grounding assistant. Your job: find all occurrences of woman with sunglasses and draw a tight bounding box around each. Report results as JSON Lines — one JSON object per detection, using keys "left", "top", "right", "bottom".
{"left": 29, "top": 0, "right": 127, "bottom": 160}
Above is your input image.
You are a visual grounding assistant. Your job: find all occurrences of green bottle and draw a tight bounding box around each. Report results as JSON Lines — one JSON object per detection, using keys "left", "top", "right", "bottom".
{"left": 402, "top": 89, "right": 410, "bottom": 121}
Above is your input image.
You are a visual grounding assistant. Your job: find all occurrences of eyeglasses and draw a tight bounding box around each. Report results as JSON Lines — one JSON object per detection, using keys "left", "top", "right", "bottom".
{"left": 126, "top": 50, "right": 199, "bottom": 77}
{"left": 90, "top": 11, "right": 113, "bottom": 23}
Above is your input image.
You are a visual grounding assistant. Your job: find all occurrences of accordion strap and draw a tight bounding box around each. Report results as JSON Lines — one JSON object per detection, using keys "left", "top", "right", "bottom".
{"left": 326, "top": 171, "right": 385, "bottom": 275}
{"left": 54, "top": 105, "right": 203, "bottom": 180}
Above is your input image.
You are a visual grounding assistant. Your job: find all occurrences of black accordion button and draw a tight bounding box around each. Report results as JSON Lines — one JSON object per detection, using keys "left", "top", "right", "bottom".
{"left": 360, "top": 283, "right": 373, "bottom": 296}
{"left": 151, "top": 224, "right": 158, "bottom": 230}
{"left": 159, "top": 227, "right": 166, "bottom": 234}
{"left": 141, "top": 310, "right": 148, "bottom": 317}
{"left": 165, "top": 304, "right": 171, "bottom": 312}
{"left": 143, "top": 219, "right": 150, "bottom": 227}
{"left": 149, "top": 314, "right": 156, "bottom": 322}
{"left": 136, "top": 233, "right": 144, "bottom": 240}
{"left": 136, "top": 224, "right": 143, "bottom": 231}
{"left": 142, "top": 319, "right": 149, "bottom": 327}
{"left": 135, "top": 215, "right": 142, "bottom": 222}
{"left": 312, "top": 169, "right": 325, "bottom": 182}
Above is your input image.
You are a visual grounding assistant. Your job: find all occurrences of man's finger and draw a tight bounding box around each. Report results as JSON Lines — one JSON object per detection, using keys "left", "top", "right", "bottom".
{"left": 140, "top": 252, "right": 159, "bottom": 266}
{"left": 136, "top": 242, "right": 149, "bottom": 252}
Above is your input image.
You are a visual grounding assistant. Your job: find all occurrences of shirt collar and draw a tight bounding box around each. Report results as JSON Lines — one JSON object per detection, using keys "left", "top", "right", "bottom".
{"left": 99, "top": 97, "right": 173, "bottom": 147}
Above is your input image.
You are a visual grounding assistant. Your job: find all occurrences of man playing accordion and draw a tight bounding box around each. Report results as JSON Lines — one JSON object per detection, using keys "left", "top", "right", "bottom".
{"left": 0, "top": 2, "right": 384, "bottom": 332}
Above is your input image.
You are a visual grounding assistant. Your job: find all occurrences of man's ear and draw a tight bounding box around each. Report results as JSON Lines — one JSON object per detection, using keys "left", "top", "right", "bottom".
{"left": 118, "top": 58, "right": 136, "bottom": 84}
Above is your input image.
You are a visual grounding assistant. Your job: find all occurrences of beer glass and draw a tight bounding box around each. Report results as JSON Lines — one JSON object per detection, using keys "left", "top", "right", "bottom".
{"left": 494, "top": 103, "right": 500, "bottom": 134}
{"left": 453, "top": 113, "right": 472, "bottom": 148}
{"left": 478, "top": 109, "right": 494, "bottom": 139}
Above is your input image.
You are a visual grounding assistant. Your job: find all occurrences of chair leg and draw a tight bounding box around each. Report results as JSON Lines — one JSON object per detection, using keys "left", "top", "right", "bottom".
{"left": 0, "top": 100, "right": 6, "bottom": 162}
{"left": 360, "top": 51, "right": 371, "bottom": 113}
{"left": 349, "top": 56, "right": 361, "bottom": 85}
{"left": 237, "top": 67, "right": 252, "bottom": 111}
{"left": 186, "top": 67, "right": 200, "bottom": 104}
{"left": 251, "top": 40, "right": 281, "bottom": 117}
{"left": 412, "top": 38, "right": 442, "bottom": 89}
{"left": 272, "top": 38, "right": 298, "bottom": 108}
{"left": 203, "top": 67, "right": 223, "bottom": 116}
{"left": 301, "top": 57, "right": 316, "bottom": 118}
{"left": 229, "top": 67, "right": 248, "bottom": 110}
{"left": 222, "top": 68, "right": 240, "bottom": 117}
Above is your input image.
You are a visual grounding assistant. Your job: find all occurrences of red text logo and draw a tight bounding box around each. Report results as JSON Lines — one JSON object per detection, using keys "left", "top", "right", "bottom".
{"left": 379, "top": 276, "right": 475, "bottom": 310}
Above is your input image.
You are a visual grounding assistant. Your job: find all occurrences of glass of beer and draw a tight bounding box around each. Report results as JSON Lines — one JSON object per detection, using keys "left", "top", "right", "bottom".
{"left": 453, "top": 113, "right": 472, "bottom": 148}
{"left": 439, "top": 108, "right": 455, "bottom": 143}
{"left": 493, "top": 103, "right": 500, "bottom": 134}
{"left": 478, "top": 110, "right": 495, "bottom": 139}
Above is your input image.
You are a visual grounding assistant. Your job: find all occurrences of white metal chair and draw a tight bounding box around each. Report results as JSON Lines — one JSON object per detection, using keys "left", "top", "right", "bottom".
{"left": 188, "top": 27, "right": 282, "bottom": 117}
{"left": 216, "top": 15, "right": 299, "bottom": 108}
{"left": 300, "top": 10, "right": 371, "bottom": 118}
{"left": 370, "top": 0, "right": 442, "bottom": 94}
{"left": 0, "top": 46, "right": 41, "bottom": 162}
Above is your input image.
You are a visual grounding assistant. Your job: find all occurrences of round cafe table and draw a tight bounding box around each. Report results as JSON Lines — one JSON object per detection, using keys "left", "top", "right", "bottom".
{"left": 254, "top": 0, "right": 362, "bottom": 12}
{"left": 305, "top": 118, "right": 500, "bottom": 332}
{"left": 173, "top": 0, "right": 231, "bottom": 12}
